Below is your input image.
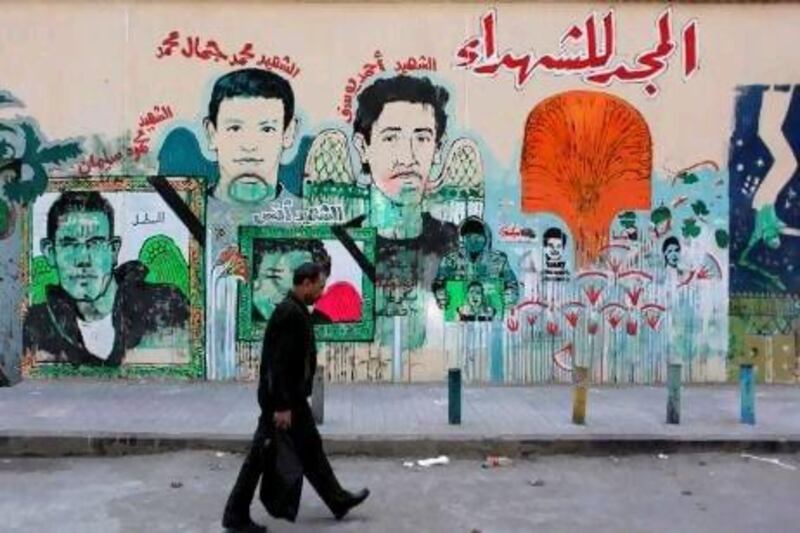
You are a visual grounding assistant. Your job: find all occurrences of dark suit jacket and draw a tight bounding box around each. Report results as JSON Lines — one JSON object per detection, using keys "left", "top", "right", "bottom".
{"left": 258, "top": 291, "right": 317, "bottom": 413}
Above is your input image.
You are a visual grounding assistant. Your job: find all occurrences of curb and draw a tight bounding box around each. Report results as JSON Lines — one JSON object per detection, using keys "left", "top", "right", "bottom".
{"left": 2, "top": 432, "right": 799, "bottom": 458}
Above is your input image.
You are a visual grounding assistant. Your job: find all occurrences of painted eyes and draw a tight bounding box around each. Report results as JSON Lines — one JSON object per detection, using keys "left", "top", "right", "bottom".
{"left": 224, "top": 125, "right": 276, "bottom": 134}
{"left": 379, "top": 133, "right": 432, "bottom": 144}
{"left": 57, "top": 238, "right": 111, "bottom": 252}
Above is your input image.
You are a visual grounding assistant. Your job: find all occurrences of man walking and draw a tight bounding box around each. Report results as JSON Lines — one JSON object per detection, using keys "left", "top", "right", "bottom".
{"left": 222, "top": 262, "right": 369, "bottom": 532}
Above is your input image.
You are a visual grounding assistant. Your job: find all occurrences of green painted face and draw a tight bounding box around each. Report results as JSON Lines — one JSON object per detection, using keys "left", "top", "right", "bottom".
{"left": 253, "top": 249, "right": 312, "bottom": 320}
{"left": 227, "top": 178, "right": 276, "bottom": 204}
{"left": 466, "top": 284, "right": 485, "bottom": 307}
{"left": 47, "top": 211, "right": 118, "bottom": 302}
{"left": 205, "top": 97, "right": 294, "bottom": 205}
{"left": 463, "top": 233, "right": 486, "bottom": 256}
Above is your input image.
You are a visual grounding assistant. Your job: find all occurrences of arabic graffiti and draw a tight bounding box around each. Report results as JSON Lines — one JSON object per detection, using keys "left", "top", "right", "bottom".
{"left": 75, "top": 151, "right": 124, "bottom": 176}
{"left": 155, "top": 30, "right": 301, "bottom": 78}
{"left": 336, "top": 50, "right": 387, "bottom": 122}
{"left": 1, "top": 3, "right": 751, "bottom": 387}
{"left": 394, "top": 55, "right": 438, "bottom": 75}
{"left": 130, "top": 105, "right": 174, "bottom": 162}
{"left": 133, "top": 210, "right": 166, "bottom": 227}
{"left": 336, "top": 52, "right": 441, "bottom": 122}
{"left": 498, "top": 224, "right": 536, "bottom": 243}
{"left": 251, "top": 199, "right": 347, "bottom": 226}
{"left": 454, "top": 8, "right": 699, "bottom": 96}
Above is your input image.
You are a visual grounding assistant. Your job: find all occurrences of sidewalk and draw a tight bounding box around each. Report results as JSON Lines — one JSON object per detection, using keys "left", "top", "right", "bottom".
{"left": 1, "top": 380, "right": 798, "bottom": 457}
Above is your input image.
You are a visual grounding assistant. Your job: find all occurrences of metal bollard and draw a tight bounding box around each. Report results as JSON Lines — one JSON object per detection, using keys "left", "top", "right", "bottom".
{"left": 572, "top": 366, "right": 588, "bottom": 425}
{"left": 448, "top": 368, "right": 461, "bottom": 425}
{"left": 666, "top": 363, "right": 682, "bottom": 424}
{"left": 740, "top": 363, "right": 755, "bottom": 425}
{"left": 312, "top": 365, "right": 325, "bottom": 425}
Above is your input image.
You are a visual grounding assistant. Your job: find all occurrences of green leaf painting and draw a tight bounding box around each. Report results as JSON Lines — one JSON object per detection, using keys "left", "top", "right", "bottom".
{"left": 681, "top": 218, "right": 702, "bottom": 239}
{"left": 715, "top": 229, "right": 730, "bottom": 249}
{"left": 691, "top": 200, "right": 709, "bottom": 217}
{"left": 651, "top": 206, "right": 671, "bottom": 225}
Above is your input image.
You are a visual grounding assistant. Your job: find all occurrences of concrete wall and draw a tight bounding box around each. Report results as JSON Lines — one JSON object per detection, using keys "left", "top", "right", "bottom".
{"left": 0, "top": 1, "right": 798, "bottom": 384}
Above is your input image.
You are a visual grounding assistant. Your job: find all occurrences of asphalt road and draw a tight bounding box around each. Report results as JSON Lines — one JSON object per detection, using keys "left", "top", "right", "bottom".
{"left": 1, "top": 451, "right": 798, "bottom": 532}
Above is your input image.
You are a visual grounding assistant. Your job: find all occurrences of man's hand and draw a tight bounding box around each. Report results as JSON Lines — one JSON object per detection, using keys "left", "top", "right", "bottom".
{"left": 274, "top": 410, "right": 292, "bottom": 430}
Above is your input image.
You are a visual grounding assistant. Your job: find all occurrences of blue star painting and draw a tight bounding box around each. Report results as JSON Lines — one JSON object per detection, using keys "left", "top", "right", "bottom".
{"left": 729, "top": 85, "right": 800, "bottom": 294}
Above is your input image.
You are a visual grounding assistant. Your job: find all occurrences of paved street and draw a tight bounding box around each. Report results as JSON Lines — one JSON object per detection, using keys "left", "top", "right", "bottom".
{"left": 1, "top": 451, "right": 798, "bottom": 532}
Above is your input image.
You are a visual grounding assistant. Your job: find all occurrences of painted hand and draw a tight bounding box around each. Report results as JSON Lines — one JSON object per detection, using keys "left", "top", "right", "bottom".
{"left": 217, "top": 245, "right": 249, "bottom": 282}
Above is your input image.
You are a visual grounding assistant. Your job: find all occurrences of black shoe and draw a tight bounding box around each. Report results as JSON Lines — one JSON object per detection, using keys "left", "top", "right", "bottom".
{"left": 331, "top": 488, "right": 370, "bottom": 520}
{"left": 222, "top": 515, "right": 267, "bottom": 533}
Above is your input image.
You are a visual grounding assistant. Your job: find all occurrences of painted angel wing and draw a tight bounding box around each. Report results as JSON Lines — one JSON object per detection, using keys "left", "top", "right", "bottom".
{"left": 430, "top": 137, "right": 483, "bottom": 196}
{"left": 29, "top": 256, "right": 59, "bottom": 306}
{"left": 303, "top": 129, "right": 355, "bottom": 184}
{"left": 138, "top": 235, "right": 190, "bottom": 298}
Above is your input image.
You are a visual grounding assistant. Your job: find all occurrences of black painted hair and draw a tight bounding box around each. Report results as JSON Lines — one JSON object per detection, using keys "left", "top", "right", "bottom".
{"left": 460, "top": 218, "right": 485, "bottom": 236}
{"left": 207, "top": 68, "right": 295, "bottom": 129}
{"left": 353, "top": 75, "right": 449, "bottom": 145}
{"left": 543, "top": 227, "right": 567, "bottom": 245}
{"left": 662, "top": 236, "right": 681, "bottom": 254}
{"left": 47, "top": 191, "right": 114, "bottom": 241}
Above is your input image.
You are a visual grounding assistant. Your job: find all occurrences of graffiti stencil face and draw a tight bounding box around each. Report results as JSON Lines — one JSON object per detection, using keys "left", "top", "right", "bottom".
{"left": 355, "top": 101, "right": 439, "bottom": 206}
{"left": 544, "top": 236, "right": 564, "bottom": 263}
{"left": 44, "top": 211, "right": 119, "bottom": 302}
{"left": 464, "top": 232, "right": 487, "bottom": 257}
{"left": 664, "top": 241, "right": 680, "bottom": 268}
{"left": 205, "top": 97, "right": 296, "bottom": 204}
{"left": 466, "top": 282, "right": 485, "bottom": 308}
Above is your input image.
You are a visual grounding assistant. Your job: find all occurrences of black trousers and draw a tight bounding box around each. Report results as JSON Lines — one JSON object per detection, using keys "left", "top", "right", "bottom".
{"left": 223, "top": 400, "right": 345, "bottom": 519}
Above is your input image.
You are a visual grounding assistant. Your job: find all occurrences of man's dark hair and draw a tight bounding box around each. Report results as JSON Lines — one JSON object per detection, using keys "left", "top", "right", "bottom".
{"left": 543, "top": 227, "right": 566, "bottom": 245}
{"left": 662, "top": 236, "right": 681, "bottom": 254}
{"left": 207, "top": 68, "right": 295, "bottom": 129}
{"left": 353, "top": 75, "right": 449, "bottom": 146}
{"left": 293, "top": 262, "right": 324, "bottom": 286}
{"left": 47, "top": 191, "right": 115, "bottom": 241}
{"left": 254, "top": 238, "right": 332, "bottom": 277}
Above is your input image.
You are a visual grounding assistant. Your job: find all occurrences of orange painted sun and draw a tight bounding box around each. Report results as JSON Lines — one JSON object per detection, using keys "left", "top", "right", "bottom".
{"left": 520, "top": 91, "right": 652, "bottom": 268}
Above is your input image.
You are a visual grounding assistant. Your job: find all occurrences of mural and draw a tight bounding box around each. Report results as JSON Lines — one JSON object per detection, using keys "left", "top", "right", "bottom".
{"left": 237, "top": 225, "right": 376, "bottom": 341}
{"left": 729, "top": 85, "right": 800, "bottom": 383}
{"left": 21, "top": 178, "right": 204, "bottom": 378}
{"left": 433, "top": 216, "right": 519, "bottom": 322}
{"left": 1, "top": 88, "right": 85, "bottom": 384}
{"left": 520, "top": 90, "right": 652, "bottom": 268}
{"left": 1, "top": 2, "right": 796, "bottom": 385}
{"left": 0, "top": 158, "right": 23, "bottom": 385}
{"left": 201, "top": 68, "right": 309, "bottom": 380}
